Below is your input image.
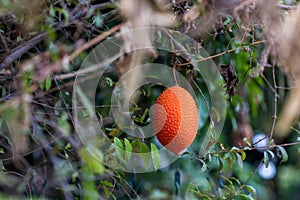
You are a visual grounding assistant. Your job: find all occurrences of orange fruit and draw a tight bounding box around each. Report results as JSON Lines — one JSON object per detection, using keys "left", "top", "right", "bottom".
{"left": 152, "top": 86, "right": 198, "bottom": 154}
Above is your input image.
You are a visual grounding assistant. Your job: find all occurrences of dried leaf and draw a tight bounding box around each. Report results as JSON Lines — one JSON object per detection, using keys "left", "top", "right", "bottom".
{"left": 0, "top": 94, "right": 31, "bottom": 163}
{"left": 117, "top": 0, "right": 175, "bottom": 103}
{"left": 220, "top": 64, "right": 239, "bottom": 101}
{"left": 22, "top": 47, "right": 68, "bottom": 82}
{"left": 184, "top": 0, "right": 239, "bottom": 34}
{"left": 275, "top": 5, "right": 300, "bottom": 137}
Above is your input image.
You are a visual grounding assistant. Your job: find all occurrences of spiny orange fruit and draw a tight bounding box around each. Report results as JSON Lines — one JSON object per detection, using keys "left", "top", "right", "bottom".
{"left": 152, "top": 86, "right": 198, "bottom": 155}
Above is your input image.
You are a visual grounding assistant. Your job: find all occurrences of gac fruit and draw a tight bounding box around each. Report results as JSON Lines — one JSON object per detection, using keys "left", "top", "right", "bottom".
{"left": 152, "top": 86, "right": 198, "bottom": 155}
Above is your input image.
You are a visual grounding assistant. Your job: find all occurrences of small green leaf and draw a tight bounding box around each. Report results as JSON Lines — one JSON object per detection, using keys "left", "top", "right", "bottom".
{"left": 240, "top": 151, "right": 246, "bottom": 160}
{"left": 65, "top": 143, "right": 71, "bottom": 149}
{"left": 133, "top": 141, "right": 150, "bottom": 169}
{"left": 263, "top": 151, "right": 269, "bottom": 168}
{"left": 243, "top": 137, "right": 252, "bottom": 147}
{"left": 105, "top": 77, "right": 113, "bottom": 87}
{"left": 49, "top": 4, "right": 55, "bottom": 17}
{"left": 103, "top": 185, "right": 110, "bottom": 199}
{"left": 55, "top": 7, "right": 70, "bottom": 26}
{"left": 266, "top": 150, "right": 274, "bottom": 159}
{"left": 114, "top": 137, "right": 125, "bottom": 163}
{"left": 244, "top": 185, "right": 257, "bottom": 199}
{"left": 124, "top": 138, "right": 132, "bottom": 161}
{"left": 102, "top": 180, "right": 114, "bottom": 188}
{"left": 218, "top": 157, "right": 224, "bottom": 171}
{"left": 39, "top": 82, "right": 45, "bottom": 90}
{"left": 231, "top": 146, "right": 239, "bottom": 151}
{"left": 82, "top": 165, "right": 101, "bottom": 200}
{"left": 224, "top": 17, "right": 231, "bottom": 25}
{"left": 45, "top": 77, "right": 52, "bottom": 91}
{"left": 230, "top": 177, "right": 241, "bottom": 186}
{"left": 277, "top": 146, "right": 288, "bottom": 163}
{"left": 140, "top": 108, "right": 149, "bottom": 122}
{"left": 151, "top": 143, "right": 161, "bottom": 171}
{"left": 268, "top": 139, "right": 274, "bottom": 146}
{"left": 243, "top": 146, "right": 251, "bottom": 151}
{"left": 198, "top": 159, "right": 207, "bottom": 172}
{"left": 92, "top": 15, "right": 104, "bottom": 28}
{"left": 80, "top": 148, "right": 104, "bottom": 174}
{"left": 235, "top": 153, "right": 243, "bottom": 170}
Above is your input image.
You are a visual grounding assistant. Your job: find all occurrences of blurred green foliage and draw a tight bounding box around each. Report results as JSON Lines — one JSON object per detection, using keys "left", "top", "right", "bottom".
{"left": 0, "top": 0, "right": 299, "bottom": 200}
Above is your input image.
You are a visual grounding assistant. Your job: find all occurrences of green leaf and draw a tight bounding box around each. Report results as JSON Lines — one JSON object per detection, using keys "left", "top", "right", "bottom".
{"left": 234, "top": 194, "right": 253, "bottom": 200}
{"left": 80, "top": 148, "right": 104, "bottom": 174}
{"left": 133, "top": 141, "right": 150, "bottom": 169}
{"left": 224, "top": 152, "right": 234, "bottom": 168}
{"left": 218, "top": 157, "right": 224, "bottom": 171}
{"left": 58, "top": 112, "right": 71, "bottom": 135}
{"left": 105, "top": 77, "right": 113, "bottom": 87}
{"left": 277, "top": 146, "right": 288, "bottom": 163}
{"left": 39, "top": 82, "right": 45, "bottom": 90}
{"left": 151, "top": 143, "right": 161, "bottom": 171}
{"left": 243, "top": 185, "right": 257, "bottom": 200}
{"left": 230, "top": 177, "right": 241, "bottom": 186}
{"left": 49, "top": 4, "right": 55, "bottom": 17}
{"left": 266, "top": 150, "right": 274, "bottom": 159}
{"left": 92, "top": 14, "right": 104, "bottom": 28}
{"left": 114, "top": 137, "right": 125, "bottom": 163}
{"left": 102, "top": 180, "right": 114, "bottom": 188}
{"left": 263, "top": 151, "right": 269, "bottom": 168}
{"left": 65, "top": 143, "right": 71, "bottom": 149}
{"left": 55, "top": 7, "right": 70, "bottom": 26}
{"left": 198, "top": 158, "right": 207, "bottom": 172}
{"left": 124, "top": 138, "right": 132, "bottom": 161}
{"left": 243, "top": 137, "right": 252, "bottom": 147}
{"left": 224, "top": 17, "right": 231, "bottom": 25}
{"left": 103, "top": 185, "right": 110, "bottom": 199}
{"left": 82, "top": 165, "right": 101, "bottom": 200}
{"left": 240, "top": 151, "right": 246, "bottom": 160}
{"left": 140, "top": 108, "right": 149, "bottom": 122}
{"left": 235, "top": 153, "right": 243, "bottom": 170}
{"left": 268, "top": 139, "right": 274, "bottom": 146}
{"left": 45, "top": 77, "right": 52, "bottom": 91}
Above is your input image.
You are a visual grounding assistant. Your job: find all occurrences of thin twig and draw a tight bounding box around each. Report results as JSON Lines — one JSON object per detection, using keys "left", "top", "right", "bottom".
{"left": 5, "top": 171, "right": 32, "bottom": 199}
{"left": 111, "top": 174, "right": 140, "bottom": 199}
{"left": 269, "top": 64, "right": 279, "bottom": 141}
{"left": 0, "top": 32, "right": 48, "bottom": 70}
{"left": 239, "top": 158, "right": 263, "bottom": 190}
{"left": 0, "top": 6, "right": 91, "bottom": 70}
{"left": 68, "top": 23, "right": 123, "bottom": 61}
{"left": 177, "top": 40, "right": 266, "bottom": 66}
{"left": 276, "top": 3, "right": 296, "bottom": 10}
{"left": 261, "top": 73, "right": 276, "bottom": 94}
{"left": 91, "top": 2, "right": 116, "bottom": 10}
{"left": 168, "top": 30, "right": 179, "bottom": 85}
{"left": 192, "top": 79, "right": 214, "bottom": 128}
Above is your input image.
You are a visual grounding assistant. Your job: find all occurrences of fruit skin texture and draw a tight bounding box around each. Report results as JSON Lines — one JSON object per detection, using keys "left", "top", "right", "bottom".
{"left": 152, "top": 86, "right": 198, "bottom": 155}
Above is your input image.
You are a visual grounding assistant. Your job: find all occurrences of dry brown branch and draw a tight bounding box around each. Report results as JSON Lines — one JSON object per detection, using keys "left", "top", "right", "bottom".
{"left": 68, "top": 23, "right": 124, "bottom": 62}
{"left": 177, "top": 40, "right": 266, "bottom": 66}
